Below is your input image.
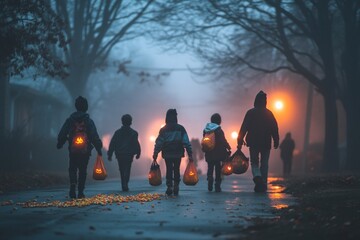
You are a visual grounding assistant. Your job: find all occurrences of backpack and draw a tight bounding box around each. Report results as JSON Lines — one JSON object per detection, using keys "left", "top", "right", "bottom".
{"left": 201, "top": 131, "right": 215, "bottom": 152}
{"left": 70, "top": 120, "right": 88, "bottom": 154}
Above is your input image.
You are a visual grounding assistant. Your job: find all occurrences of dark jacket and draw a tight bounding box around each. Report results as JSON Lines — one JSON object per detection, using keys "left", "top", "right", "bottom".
{"left": 280, "top": 137, "right": 295, "bottom": 161}
{"left": 107, "top": 126, "right": 141, "bottom": 160}
{"left": 238, "top": 93, "right": 279, "bottom": 150}
{"left": 153, "top": 123, "right": 192, "bottom": 159}
{"left": 203, "top": 123, "right": 231, "bottom": 162}
{"left": 57, "top": 111, "right": 102, "bottom": 155}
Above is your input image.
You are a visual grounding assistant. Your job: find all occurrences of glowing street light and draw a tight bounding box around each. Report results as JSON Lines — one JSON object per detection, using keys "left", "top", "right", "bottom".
{"left": 149, "top": 135, "right": 156, "bottom": 142}
{"left": 274, "top": 100, "right": 284, "bottom": 110}
{"left": 231, "top": 131, "right": 238, "bottom": 139}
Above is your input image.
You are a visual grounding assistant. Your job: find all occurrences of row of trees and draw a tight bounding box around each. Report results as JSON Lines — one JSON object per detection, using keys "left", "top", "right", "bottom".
{"left": 0, "top": 0, "right": 359, "bottom": 172}
{"left": 153, "top": 0, "right": 360, "bottom": 171}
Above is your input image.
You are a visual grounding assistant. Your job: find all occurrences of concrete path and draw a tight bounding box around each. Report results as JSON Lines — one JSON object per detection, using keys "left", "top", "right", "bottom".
{"left": 0, "top": 173, "right": 295, "bottom": 240}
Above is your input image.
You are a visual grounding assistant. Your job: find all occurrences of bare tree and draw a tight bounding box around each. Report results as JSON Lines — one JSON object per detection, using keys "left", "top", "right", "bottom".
{"left": 153, "top": 0, "right": 360, "bottom": 172}
{"left": 0, "top": 0, "right": 67, "bottom": 137}
{"left": 53, "top": 0, "right": 161, "bottom": 100}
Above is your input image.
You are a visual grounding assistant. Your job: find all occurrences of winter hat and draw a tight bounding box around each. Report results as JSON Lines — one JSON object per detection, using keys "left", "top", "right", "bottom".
{"left": 165, "top": 109, "right": 178, "bottom": 124}
{"left": 211, "top": 113, "right": 221, "bottom": 125}
{"left": 75, "top": 96, "right": 88, "bottom": 112}
{"left": 254, "top": 91, "right": 267, "bottom": 108}
{"left": 122, "top": 114, "right": 132, "bottom": 126}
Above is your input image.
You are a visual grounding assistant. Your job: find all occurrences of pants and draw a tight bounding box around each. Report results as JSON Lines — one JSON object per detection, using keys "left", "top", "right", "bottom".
{"left": 69, "top": 154, "right": 90, "bottom": 193}
{"left": 164, "top": 158, "right": 181, "bottom": 185}
{"left": 207, "top": 161, "right": 222, "bottom": 185}
{"left": 249, "top": 147, "right": 270, "bottom": 186}
{"left": 282, "top": 158, "right": 292, "bottom": 177}
{"left": 117, "top": 155, "right": 133, "bottom": 189}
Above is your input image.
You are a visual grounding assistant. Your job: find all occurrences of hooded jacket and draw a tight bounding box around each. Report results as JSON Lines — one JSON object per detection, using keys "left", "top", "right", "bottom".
{"left": 238, "top": 91, "right": 279, "bottom": 150}
{"left": 203, "top": 123, "right": 231, "bottom": 162}
{"left": 153, "top": 109, "right": 192, "bottom": 159}
{"left": 57, "top": 111, "right": 103, "bottom": 155}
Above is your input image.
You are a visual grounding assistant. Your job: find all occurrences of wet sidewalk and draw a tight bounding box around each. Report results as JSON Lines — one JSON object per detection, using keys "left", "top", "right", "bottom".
{"left": 0, "top": 173, "right": 295, "bottom": 240}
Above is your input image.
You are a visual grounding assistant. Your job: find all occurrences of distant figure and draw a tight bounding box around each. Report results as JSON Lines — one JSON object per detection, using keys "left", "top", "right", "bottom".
{"left": 153, "top": 109, "right": 193, "bottom": 196}
{"left": 190, "top": 138, "right": 204, "bottom": 169}
{"left": 280, "top": 132, "right": 295, "bottom": 177}
{"left": 237, "top": 91, "right": 279, "bottom": 192}
{"left": 57, "top": 96, "right": 103, "bottom": 199}
{"left": 202, "top": 113, "right": 231, "bottom": 192}
{"left": 107, "top": 114, "right": 141, "bottom": 192}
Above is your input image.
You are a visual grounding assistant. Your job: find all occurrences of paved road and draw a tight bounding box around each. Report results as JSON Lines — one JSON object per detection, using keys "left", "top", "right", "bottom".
{"left": 0, "top": 173, "right": 294, "bottom": 240}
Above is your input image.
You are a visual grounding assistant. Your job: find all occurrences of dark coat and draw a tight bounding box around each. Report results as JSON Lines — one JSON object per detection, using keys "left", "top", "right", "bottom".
{"left": 203, "top": 123, "right": 231, "bottom": 162}
{"left": 280, "top": 138, "right": 295, "bottom": 161}
{"left": 108, "top": 126, "right": 141, "bottom": 160}
{"left": 238, "top": 92, "right": 279, "bottom": 150}
{"left": 57, "top": 111, "right": 103, "bottom": 155}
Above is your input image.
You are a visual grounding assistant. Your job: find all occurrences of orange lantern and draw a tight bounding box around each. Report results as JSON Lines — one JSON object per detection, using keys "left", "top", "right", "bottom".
{"left": 148, "top": 161, "right": 162, "bottom": 186}
{"left": 183, "top": 161, "right": 199, "bottom": 186}
{"left": 93, "top": 155, "right": 107, "bottom": 180}
{"left": 201, "top": 132, "right": 215, "bottom": 152}
{"left": 75, "top": 137, "right": 84, "bottom": 145}
{"left": 221, "top": 161, "right": 233, "bottom": 175}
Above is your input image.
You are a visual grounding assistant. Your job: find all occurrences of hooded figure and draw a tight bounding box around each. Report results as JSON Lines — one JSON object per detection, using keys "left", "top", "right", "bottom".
{"left": 203, "top": 113, "right": 231, "bottom": 192}
{"left": 153, "top": 109, "right": 193, "bottom": 196}
{"left": 280, "top": 132, "right": 295, "bottom": 177}
{"left": 237, "top": 91, "right": 279, "bottom": 192}
{"left": 57, "top": 96, "right": 103, "bottom": 199}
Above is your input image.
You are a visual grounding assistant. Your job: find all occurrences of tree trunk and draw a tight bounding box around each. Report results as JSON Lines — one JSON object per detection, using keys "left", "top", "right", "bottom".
{"left": 0, "top": 64, "right": 10, "bottom": 138}
{"left": 322, "top": 90, "right": 339, "bottom": 172}
{"left": 302, "top": 81, "right": 313, "bottom": 173}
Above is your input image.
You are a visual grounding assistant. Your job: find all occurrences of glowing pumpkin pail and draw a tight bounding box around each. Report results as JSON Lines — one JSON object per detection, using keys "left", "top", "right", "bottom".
{"left": 221, "top": 160, "right": 233, "bottom": 176}
{"left": 231, "top": 150, "right": 249, "bottom": 174}
{"left": 148, "top": 161, "right": 162, "bottom": 186}
{"left": 93, "top": 155, "right": 107, "bottom": 180}
{"left": 183, "top": 161, "right": 199, "bottom": 186}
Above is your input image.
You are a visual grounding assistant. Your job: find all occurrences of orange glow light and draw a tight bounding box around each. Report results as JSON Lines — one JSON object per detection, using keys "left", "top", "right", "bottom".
{"left": 227, "top": 166, "right": 232, "bottom": 170}
{"left": 189, "top": 171, "right": 195, "bottom": 176}
{"left": 75, "top": 137, "right": 84, "bottom": 145}
{"left": 149, "top": 135, "right": 156, "bottom": 142}
{"left": 231, "top": 131, "right": 238, "bottom": 139}
{"left": 274, "top": 100, "right": 284, "bottom": 110}
{"left": 95, "top": 168, "right": 102, "bottom": 174}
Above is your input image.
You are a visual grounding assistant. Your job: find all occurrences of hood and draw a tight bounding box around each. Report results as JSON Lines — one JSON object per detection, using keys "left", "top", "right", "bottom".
{"left": 204, "top": 123, "right": 220, "bottom": 133}
{"left": 165, "top": 109, "right": 178, "bottom": 124}
{"left": 70, "top": 111, "right": 89, "bottom": 121}
{"left": 254, "top": 90, "right": 267, "bottom": 108}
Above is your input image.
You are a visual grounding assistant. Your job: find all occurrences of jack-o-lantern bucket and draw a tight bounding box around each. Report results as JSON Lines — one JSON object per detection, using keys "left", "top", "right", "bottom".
{"left": 231, "top": 150, "right": 249, "bottom": 174}
{"left": 183, "top": 161, "right": 199, "bottom": 186}
{"left": 148, "top": 161, "right": 162, "bottom": 186}
{"left": 93, "top": 155, "right": 107, "bottom": 180}
{"left": 221, "top": 160, "right": 233, "bottom": 176}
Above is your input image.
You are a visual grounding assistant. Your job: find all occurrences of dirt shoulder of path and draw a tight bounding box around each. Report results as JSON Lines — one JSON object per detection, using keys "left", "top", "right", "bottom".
{"left": 243, "top": 174, "right": 360, "bottom": 240}
{"left": 0, "top": 171, "right": 68, "bottom": 193}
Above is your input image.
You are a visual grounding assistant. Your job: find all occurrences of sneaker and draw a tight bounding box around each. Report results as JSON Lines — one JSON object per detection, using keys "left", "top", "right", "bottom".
{"left": 165, "top": 186, "right": 173, "bottom": 196}
{"left": 69, "top": 185, "right": 76, "bottom": 199}
{"left": 173, "top": 184, "right": 179, "bottom": 196}
{"left": 253, "top": 176, "right": 266, "bottom": 193}
{"left": 208, "top": 181, "right": 213, "bottom": 192}
{"left": 78, "top": 192, "right": 85, "bottom": 199}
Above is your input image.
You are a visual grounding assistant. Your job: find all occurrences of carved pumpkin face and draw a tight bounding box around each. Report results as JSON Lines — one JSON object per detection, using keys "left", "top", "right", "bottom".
{"left": 95, "top": 168, "right": 102, "bottom": 174}
{"left": 189, "top": 171, "right": 195, "bottom": 176}
{"left": 203, "top": 137, "right": 211, "bottom": 142}
{"left": 227, "top": 165, "right": 232, "bottom": 171}
{"left": 75, "top": 137, "right": 84, "bottom": 145}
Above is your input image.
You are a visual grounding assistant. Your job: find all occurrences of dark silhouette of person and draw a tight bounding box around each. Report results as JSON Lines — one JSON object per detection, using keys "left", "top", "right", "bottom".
{"left": 153, "top": 109, "right": 193, "bottom": 196}
{"left": 190, "top": 138, "right": 204, "bottom": 169}
{"left": 237, "top": 91, "right": 279, "bottom": 192}
{"left": 57, "top": 96, "right": 103, "bottom": 199}
{"left": 202, "top": 113, "right": 231, "bottom": 192}
{"left": 280, "top": 132, "right": 295, "bottom": 177}
{"left": 107, "top": 114, "right": 141, "bottom": 192}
